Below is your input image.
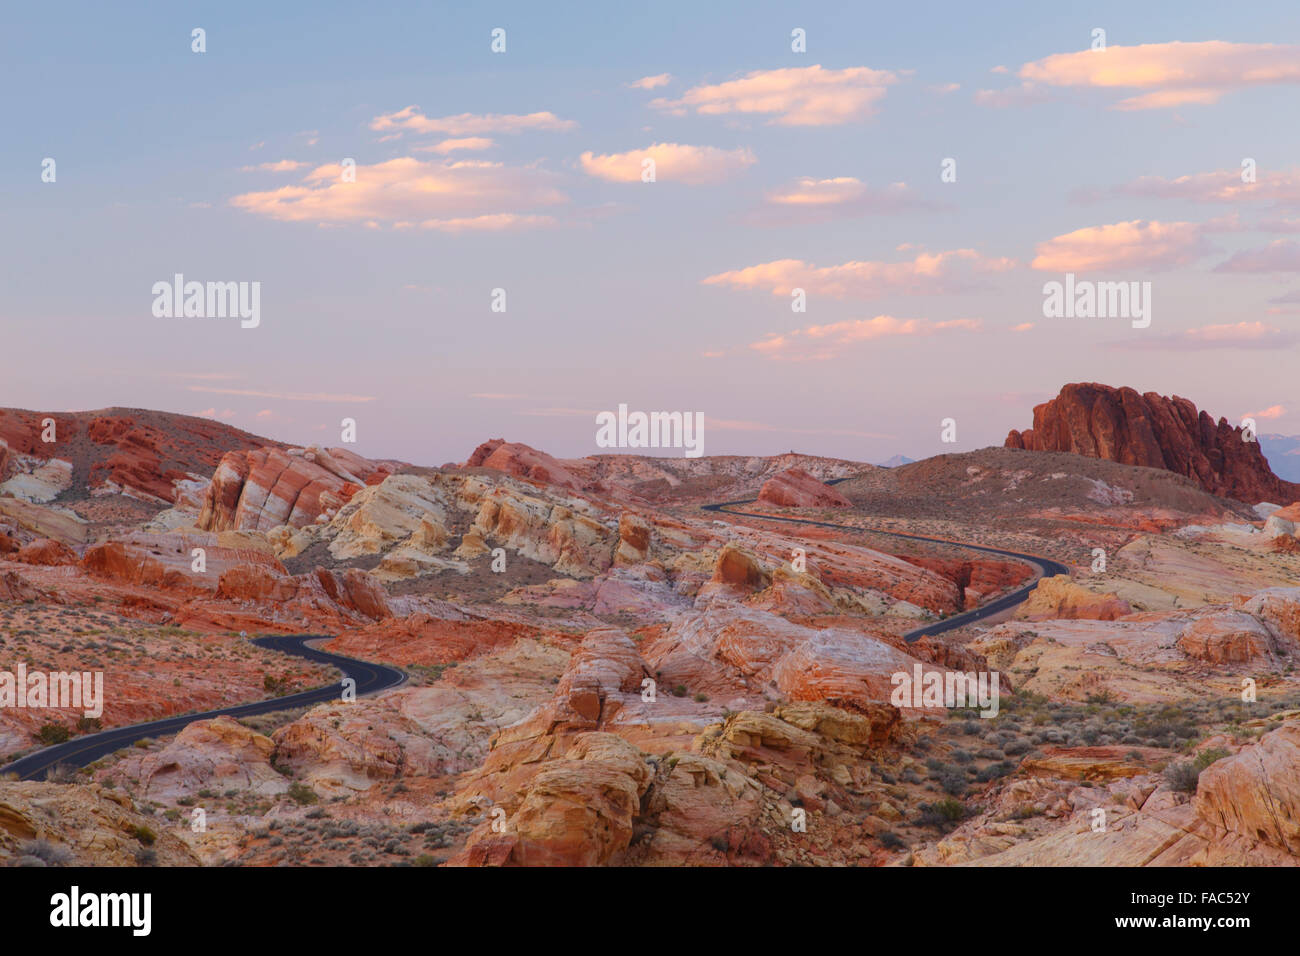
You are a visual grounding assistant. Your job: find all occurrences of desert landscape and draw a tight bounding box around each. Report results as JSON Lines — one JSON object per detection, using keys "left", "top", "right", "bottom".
{"left": 1, "top": 383, "right": 1298, "bottom": 868}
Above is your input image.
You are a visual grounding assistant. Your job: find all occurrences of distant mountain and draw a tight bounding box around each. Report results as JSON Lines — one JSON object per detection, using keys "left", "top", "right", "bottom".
{"left": 876, "top": 455, "right": 916, "bottom": 468}
{"left": 1260, "top": 434, "right": 1300, "bottom": 484}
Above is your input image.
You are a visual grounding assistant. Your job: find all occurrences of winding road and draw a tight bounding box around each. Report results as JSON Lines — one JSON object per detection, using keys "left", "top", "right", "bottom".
{"left": 702, "top": 479, "right": 1071, "bottom": 642}
{"left": 1, "top": 635, "right": 406, "bottom": 782}
{"left": 3, "top": 479, "right": 1066, "bottom": 781}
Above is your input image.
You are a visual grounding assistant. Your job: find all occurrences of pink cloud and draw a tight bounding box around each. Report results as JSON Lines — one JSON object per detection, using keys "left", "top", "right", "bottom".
{"left": 580, "top": 143, "right": 756, "bottom": 184}
{"left": 230, "top": 157, "right": 566, "bottom": 226}
{"left": 1005, "top": 41, "right": 1300, "bottom": 110}
{"left": 415, "top": 137, "right": 496, "bottom": 154}
{"left": 630, "top": 73, "right": 672, "bottom": 90}
{"left": 752, "top": 177, "right": 937, "bottom": 224}
{"left": 369, "top": 106, "right": 576, "bottom": 137}
{"left": 651, "top": 65, "right": 903, "bottom": 126}
{"left": 750, "top": 314, "right": 982, "bottom": 360}
{"left": 1245, "top": 404, "right": 1287, "bottom": 421}
{"left": 702, "top": 249, "right": 1015, "bottom": 300}
{"left": 1031, "top": 220, "right": 1213, "bottom": 272}
{"left": 240, "top": 159, "right": 308, "bottom": 172}
{"left": 1088, "top": 166, "right": 1300, "bottom": 207}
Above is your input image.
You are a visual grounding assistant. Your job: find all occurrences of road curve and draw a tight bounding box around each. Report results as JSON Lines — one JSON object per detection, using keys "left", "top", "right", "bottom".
{"left": 1, "top": 634, "right": 407, "bottom": 782}
{"left": 702, "top": 481, "right": 1070, "bottom": 643}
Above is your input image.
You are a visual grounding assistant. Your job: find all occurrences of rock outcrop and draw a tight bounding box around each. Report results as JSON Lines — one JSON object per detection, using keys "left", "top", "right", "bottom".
{"left": 1005, "top": 383, "right": 1300, "bottom": 504}
{"left": 756, "top": 467, "right": 852, "bottom": 508}
{"left": 198, "top": 446, "right": 394, "bottom": 531}
{"left": 1016, "top": 575, "right": 1132, "bottom": 621}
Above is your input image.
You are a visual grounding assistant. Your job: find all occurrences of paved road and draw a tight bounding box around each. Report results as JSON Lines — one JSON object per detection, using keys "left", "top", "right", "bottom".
{"left": 0, "top": 634, "right": 407, "bottom": 782}
{"left": 702, "top": 479, "right": 1070, "bottom": 642}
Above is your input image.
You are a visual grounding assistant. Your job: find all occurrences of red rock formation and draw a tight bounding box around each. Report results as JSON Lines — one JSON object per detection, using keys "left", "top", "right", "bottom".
{"left": 198, "top": 446, "right": 392, "bottom": 531}
{"left": 0, "top": 406, "right": 276, "bottom": 502}
{"left": 13, "top": 538, "right": 78, "bottom": 566}
{"left": 464, "top": 439, "right": 585, "bottom": 491}
{"left": 756, "top": 467, "right": 852, "bottom": 508}
{"left": 1005, "top": 383, "right": 1300, "bottom": 504}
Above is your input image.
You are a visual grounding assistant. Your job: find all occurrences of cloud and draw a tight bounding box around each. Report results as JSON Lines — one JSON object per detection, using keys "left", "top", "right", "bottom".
{"left": 1011, "top": 322, "right": 1035, "bottom": 332}
{"left": 651, "top": 65, "right": 903, "bottom": 126}
{"left": 992, "top": 41, "right": 1300, "bottom": 111}
{"left": 240, "top": 159, "right": 307, "bottom": 172}
{"left": 1110, "top": 321, "right": 1299, "bottom": 351}
{"left": 702, "top": 249, "right": 1015, "bottom": 300}
{"left": 229, "top": 157, "right": 566, "bottom": 226}
{"left": 416, "top": 213, "right": 556, "bottom": 232}
{"left": 370, "top": 106, "right": 576, "bottom": 138}
{"left": 750, "top": 315, "right": 982, "bottom": 360}
{"left": 753, "top": 176, "right": 937, "bottom": 224}
{"left": 580, "top": 143, "right": 756, "bottom": 184}
{"left": 630, "top": 73, "right": 672, "bottom": 90}
{"left": 1214, "top": 239, "right": 1300, "bottom": 273}
{"left": 1086, "top": 166, "right": 1300, "bottom": 207}
{"left": 195, "top": 407, "right": 237, "bottom": 420}
{"left": 415, "top": 137, "right": 496, "bottom": 154}
{"left": 930, "top": 82, "right": 961, "bottom": 94}
{"left": 1031, "top": 220, "right": 1213, "bottom": 272}
{"left": 1245, "top": 404, "right": 1287, "bottom": 421}
{"left": 187, "top": 386, "right": 377, "bottom": 402}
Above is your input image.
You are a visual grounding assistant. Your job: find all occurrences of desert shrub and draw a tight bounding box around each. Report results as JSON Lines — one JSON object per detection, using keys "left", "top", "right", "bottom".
{"left": 1164, "top": 761, "right": 1201, "bottom": 794}
{"left": 1193, "top": 748, "right": 1230, "bottom": 771}
{"left": 36, "top": 724, "right": 70, "bottom": 745}
{"left": 917, "top": 798, "right": 967, "bottom": 828}
{"left": 976, "top": 761, "right": 1015, "bottom": 782}
{"left": 288, "top": 782, "right": 319, "bottom": 806}
{"left": 20, "top": 839, "right": 72, "bottom": 865}
{"left": 878, "top": 831, "right": 908, "bottom": 850}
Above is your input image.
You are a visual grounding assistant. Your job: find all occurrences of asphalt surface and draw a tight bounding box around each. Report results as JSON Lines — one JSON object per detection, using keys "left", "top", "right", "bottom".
{"left": 702, "top": 478, "right": 1070, "bottom": 642}
{"left": 1, "top": 634, "right": 407, "bottom": 782}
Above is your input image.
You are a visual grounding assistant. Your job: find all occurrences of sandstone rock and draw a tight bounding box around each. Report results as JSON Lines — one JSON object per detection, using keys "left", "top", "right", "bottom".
{"left": 615, "top": 512, "right": 652, "bottom": 564}
{"left": 465, "top": 439, "right": 585, "bottom": 492}
{"left": 1175, "top": 610, "right": 1278, "bottom": 664}
{"left": 1195, "top": 719, "right": 1300, "bottom": 855}
{"left": 756, "top": 467, "right": 852, "bottom": 508}
{"left": 13, "top": 537, "right": 78, "bottom": 566}
{"left": 136, "top": 716, "right": 287, "bottom": 799}
{"left": 453, "top": 733, "right": 652, "bottom": 866}
{"left": 1005, "top": 382, "right": 1300, "bottom": 504}
{"left": 0, "top": 781, "right": 200, "bottom": 866}
{"left": 198, "top": 445, "right": 393, "bottom": 532}
{"left": 1016, "top": 574, "right": 1132, "bottom": 621}
{"left": 271, "top": 698, "right": 447, "bottom": 794}
{"left": 710, "top": 544, "right": 770, "bottom": 591}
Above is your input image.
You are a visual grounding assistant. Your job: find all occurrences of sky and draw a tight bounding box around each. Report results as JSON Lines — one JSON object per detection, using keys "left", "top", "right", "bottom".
{"left": 3, "top": 1, "right": 1299, "bottom": 465}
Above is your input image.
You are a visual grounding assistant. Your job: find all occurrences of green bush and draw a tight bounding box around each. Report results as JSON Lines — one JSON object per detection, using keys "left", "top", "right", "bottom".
{"left": 288, "top": 782, "right": 319, "bottom": 806}
{"left": 37, "top": 724, "right": 70, "bottom": 745}
{"left": 1164, "top": 760, "right": 1201, "bottom": 794}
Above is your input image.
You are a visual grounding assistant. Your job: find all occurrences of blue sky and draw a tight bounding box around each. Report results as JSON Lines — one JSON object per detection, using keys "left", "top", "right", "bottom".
{"left": 3, "top": 1, "right": 1298, "bottom": 464}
